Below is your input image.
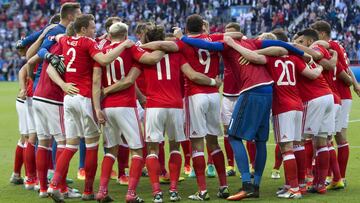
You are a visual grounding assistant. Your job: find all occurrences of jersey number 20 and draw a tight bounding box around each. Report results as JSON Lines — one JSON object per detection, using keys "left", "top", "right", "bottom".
{"left": 275, "top": 60, "right": 296, "bottom": 86}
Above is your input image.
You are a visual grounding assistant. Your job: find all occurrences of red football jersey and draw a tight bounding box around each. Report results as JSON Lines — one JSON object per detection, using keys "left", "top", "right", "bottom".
{"left": 312, "top": 44, "right": 341, "bottom": 104}
{"left": 296, "top": 59, "right": 332, "bottom": 102}
{"left": 98, "top": 42, "right": 146, "bottom": 108}
{"left": 265, "top": 55, "right": 303, "bottom": 115}
{"left": 137, "top": 52, "right": 187, "bottom": 108}
{"left": 26, "top": 64, "right": 38, "bottom": 97}
{"left": 329, "top": 40, "right": 352, "bottom": 100}
{"left": 60, "top": 36, "right": 102, "bottom": 98}
{"left": 176, "top": 34, "right": 220, "bottom": 96}
{"left": 223, "top": 39, "right": 273, "bottom": 94}
{"left": 33, "top": 43, "right": 64, "bottom": 103}
{"left": 96, "top": 37, "right": 111, "bottom": 50}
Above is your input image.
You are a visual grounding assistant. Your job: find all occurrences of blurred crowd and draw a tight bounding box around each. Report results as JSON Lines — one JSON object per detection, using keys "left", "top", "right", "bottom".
{"left": 0, "top": 0, "right": 360, "bottom": 81}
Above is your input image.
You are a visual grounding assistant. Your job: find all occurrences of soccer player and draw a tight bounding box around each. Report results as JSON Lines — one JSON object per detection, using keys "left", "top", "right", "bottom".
{"left": 92, "top": 22, "right": 165, "bottom": 203}
{"left": 291, "top": 29, "right": 336, "bottom": 194}
{"left": 311, "top": 20, "right": 360, "bottom": 186}
{"left": 45, "top": 14, "right": 134, "bottom": 202}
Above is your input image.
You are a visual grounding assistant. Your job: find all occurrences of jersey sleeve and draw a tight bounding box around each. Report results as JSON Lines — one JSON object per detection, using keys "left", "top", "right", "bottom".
{"left": 21, "top": 28, "right": 44, "bottom": 47}
{"left": 87, "top": 39, "right": 102, "bottom": 57}
{"left": 131, "top": 45, "right": 146, "bottom": 61}
{"left": 37, "top": 27, "right": 63, "bottom": 59}
{"left": 292, "top": 56, "right": 307, "bottom": 72}
{"left": 209, "top": 33, "right": 224, "bottom": 41}
{"left": 93, "top": 61, "right": 102, "bottom": 68}
{"left": 179, "top": 53, "right": 188, "bottom": 66}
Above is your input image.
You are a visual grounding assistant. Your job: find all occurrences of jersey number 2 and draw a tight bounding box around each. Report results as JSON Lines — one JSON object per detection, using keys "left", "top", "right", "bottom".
{"left": 66, "top": 47, "right": 76, "bottom": 72}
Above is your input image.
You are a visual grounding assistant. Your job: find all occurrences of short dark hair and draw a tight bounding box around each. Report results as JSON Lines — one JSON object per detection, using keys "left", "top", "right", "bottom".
{"left": 186, "top": 14, "right": 203, "bottom": 34}
{"left": 144, "top": 25, "right": 165, "bottom": 43}
{"left": 271, "top": 28, "right": 288, "bottom": 42}
{"left": 105, "top": 17, "right": 121, "bottom": 32}
{"left": 73, "top": 14, "right": 95, "bottom": 33}
{"left": 60, "top": 2, "right": 81, "bottom": 19}
{"left": 297, "top": 28, "right": 319, "bottom": 41}
{"left": 225, "top": 22, "right": 241, "bottom": 32}
{"left": 310, "top": 20, "right": 331, "bottom": 36}
{"left": 49, "top": 14, "right": 61, "bottom": 24}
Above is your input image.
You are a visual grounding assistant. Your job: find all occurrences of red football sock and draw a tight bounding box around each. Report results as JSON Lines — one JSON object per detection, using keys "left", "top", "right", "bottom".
{"left": 84, "top": 145, "right": 99, "bottom": 194}
{"left": 181, "top": 140, "right": 191, "bottom": 167}
{"left": 128, "top": 155, "right": 144, "bottom": 194}
{"left": 146, "top": 154, "right": 161, "bottom": 195}
{"left": 159, "top": 142, "right": 167, "bottom": 175}
{"left": 23, "top": 142, "right": 28, "bottom": 177}
{"left": 169, "top": 151, "right": 182, "bottom": 191}
{"left": 328, "top": 143, "right": 341, "bottom": 182}
{"left": 99, "top": 153, "right": 116, "bottom": 192}
{"left": 55, "top": 145, "right": 65, "bottom": 163}
{"left": 36, "top": 146, "right": 49, "bottom": 191}
{"left": 52, "top": 147, "right": 77, "bottom": 186}
{"left": 206, "top": 145, "right": 213, "bottom": 165}
{"left": 117, "top": 145, "right": 129, "bottom": 177}
{"left": 192, "top": 152, "right": 207, "bottom": 191}
{"left": 312, "top": 159, "right": 319, "bottom": 186}
{"left": 337, "top": 142, "right": 349, "bottom": 178}
{"left": 210, "top": 148, "right": 227, "bottom": 187}
{"left": 13, "top": 143, "right": 24, "bottom": 175}
{"left": 246, "top": 141, "right": 256, "bottom": 168}
{"left": 294, "top": 145, "right": 306, "bottom": 185}
{"left": 282, "top": 151, "right": 299, "bottom": 189}
{"left": 224, "top": 137, "right": 234, "bottom": 167}
{"left": 273, "top": 144, "right": 282, "bottom": 170}
{"left": 25, "top": 142, "right": 36, "bottom": 179}
{"left": 316, "top": 146, "right": 329, "bottom": 186}
{"left": 304, "top": 139, "right": 313, "bottom": 175}
{"left": 48, "top": 148, "right": 54, "bottom": 170}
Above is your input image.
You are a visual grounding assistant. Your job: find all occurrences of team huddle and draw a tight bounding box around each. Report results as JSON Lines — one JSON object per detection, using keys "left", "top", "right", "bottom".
{"left": 10, "top": 2, "right": 360, "bottom": 203}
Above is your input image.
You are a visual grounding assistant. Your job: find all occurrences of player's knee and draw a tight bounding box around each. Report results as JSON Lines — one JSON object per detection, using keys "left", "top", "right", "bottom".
{"left": 131, "top": 148, "right": 143, "bottom": 157}
{"left": 85, "top": 136, "right": 99, "bottom": 145}
{"left": 146, "top": 142, "right": 159, "bottom": 155}
{"left": 38, "top": 138, "right": 51, "bottom": 147}
{"left": 28, "top": 135, "right": 37, "bottom": 144}
{"left": 67, "top": 137, "right": 80, "bottom": 145}
{"left": 169, "top": 141, "right": 180, "bottom": 152}
{"left": 279, "top": 142, "right": 293, "bottom": 153}
{"left": 106, "top": 146, "right": 118, "bottom": 157}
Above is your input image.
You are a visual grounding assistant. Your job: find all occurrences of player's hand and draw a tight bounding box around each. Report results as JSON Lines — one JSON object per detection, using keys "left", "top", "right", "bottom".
{"left": 354, "top": 84, "right": 360, "bottom": 97}
{"left": 224, "top": 36, "right": 235, "bottom": 46}
{"left": 123, "top": 39, "right": 135, "bottom": 48}
{"left": 45, "top": 53, "right": 66, "bottom": 74}
{"left": 61, "top": 83, "right": 79, "bottom": 95}
{"left": 173, "top": 27, "right": 183, "bottom": 39}
{"left": 139, "top": 98, "right": 146, "bottom": 109}
{"left": 215, "top": 76, "right": 222, "bottom": 88}
{"left": 17, "top": 89, "right": 27, "bottom": 100}
{"left": 329, "top": 49, "right": 337, "bottom": 56}
{"left": 95, "top": 109, "right": 107, "bottom": 125}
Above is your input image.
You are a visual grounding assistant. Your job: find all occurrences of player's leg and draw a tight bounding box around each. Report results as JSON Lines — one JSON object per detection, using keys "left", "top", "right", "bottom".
{"left": 336, "top": 99, "right": 351, "bottom": 183}
{"left": 181, "top": 140, "right": 191, "bottom": 174}
{"left": 117, "top": 142, "right": 130, "bottom": 184}
{"left": 271, "top": 144, "right": 282, "bottom": 179}
{"left": 10, "top": 99, "right": 28, "bottom": 184}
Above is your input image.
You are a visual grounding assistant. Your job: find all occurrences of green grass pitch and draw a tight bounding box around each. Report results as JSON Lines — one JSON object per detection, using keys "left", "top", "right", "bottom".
{"left": 1, "top": 81, "right": 360, "bottom": 203}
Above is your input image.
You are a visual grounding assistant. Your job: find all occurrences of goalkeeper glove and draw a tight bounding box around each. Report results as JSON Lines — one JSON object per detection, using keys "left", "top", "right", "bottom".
{"left": 45, "top": 53, "right": 65, "bottom": 74}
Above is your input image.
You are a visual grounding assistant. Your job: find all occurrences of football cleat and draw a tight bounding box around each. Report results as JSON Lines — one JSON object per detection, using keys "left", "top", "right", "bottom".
{"left": 217, "top": 186, "right": 230, "bottom": 199}
{"left": 77, "top": 168, "right": 85, "bottom": 180}
{"left": 326, "top": 180, "right": 345, "bottom": 190}
{"left": 9, "top": 173, "right": 24, "bottom": 185}
{"left": 47, "top": 184, "right": 65, "bottom": 203}
{"left": 277, "top": 188, "right": 302, "bottom": 199}
{"left": 110, "top": 170, "right": 117, "bottom": 180}
{"left": 126, "top": 193, "right": 144, "bottom": 203}
{"left": 206, "top": 164, "right": 216, "bottom": 178}
{"left": 169, "top": 190, "right": 181, "bottom": 202}
{"left": 178, "top": 176, "right": 185, "bottom": 182}
{"left": 63, "top": 188, "right": 81, "bottom": 199}
{"left": 325, "top": 176, "right": 332, "bottom": 186}
{"left": 96, "top": 190, "right": 114, "bottom": 203}
{"left": 117, "top": 175, "right": 129, "bottom": 185}
{"left": 226, "top": 166, "right": 236, "bottom": 177}
{"left": 153, "top": 192, "right": 163, "bottom": 203}
{"left": 184, "top": 165, "right": 191, "bottom": 175}
{"left": 271, "top": 169, "right": 281, "bottom": 179}
{"left": 276, "top": 186, "right": 289, "bottom": 195}
{"left": 188, "top": 191, "right": 210, "bottom": 201}
{"left": 24, "top": 177, "right": 37, "bottom": 190}
{"left": 82, "top": 192, "right": 96, "bottom": 201}
{"left": 39, "top": 190, "right": 48, "bottom": 198}
{"left": 227, "top": 182, "right": 259, "bottom": 201}
{"left": 299, "top": 184, "right": 307, "bottom": 195}
{"left": 317, "top": 184, "right": 327, "bottom": 194}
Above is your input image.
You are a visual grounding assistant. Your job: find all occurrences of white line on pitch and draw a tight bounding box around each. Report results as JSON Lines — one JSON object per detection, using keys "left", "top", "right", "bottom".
{"left": 349, "top": 119, "right": 360, "bottom": 123}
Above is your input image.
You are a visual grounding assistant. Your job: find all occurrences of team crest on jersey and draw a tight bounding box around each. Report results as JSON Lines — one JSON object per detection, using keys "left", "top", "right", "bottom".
{"left": 67, "top": 40, "right": 78, "bottom": 46}
{"left": 48, "top": 35, "right": 56, "bottom": 41}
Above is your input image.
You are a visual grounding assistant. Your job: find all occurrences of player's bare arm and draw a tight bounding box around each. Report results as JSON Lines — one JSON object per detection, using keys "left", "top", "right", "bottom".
{"left": 26, "top": 24, "right": 58, "bottom": 60}
{"left": 103, "top": 67, "right": 142, "bottom": 96}
{"left": 224, "top": 36, "right": 266, "bottom": 64}
{"left": 17, "top": 64, "right": 28, "bottom": 99}
{"left": 301, "top": 61, "right": 323, "bottom": 80}
{"left": 140, "top": 41, "right": 179, "bottom": 52}
{"left": 181, "top": 63, "right": 222, "bottom": 87}
{"left": 312, "top": 40, "right": 330, "bottom": 49}
{"left": 318, "top": 50, "right": 337, "bottom": 70}
{"left": 294, "top": 43, "right": 323, "bottom": 60}
{"left": 92, "top": 66, "right": 106, "bottom": 125}
{"left": 255, "top": 47, "right": 288, "bottom": 56}
{"left": 93, "top": 39, "right": 134, "bottom": 66}
{"left": 223, "top": 32, "right": 244, "bottom": 39}
{"left": 46, "top": 63, "right": 79, "bottom": 95}
{"left": 337, "top": 70, "right": 353, "bottom": 87}
{"left": 138, "top": 50, "right": 165, "bottom": 65}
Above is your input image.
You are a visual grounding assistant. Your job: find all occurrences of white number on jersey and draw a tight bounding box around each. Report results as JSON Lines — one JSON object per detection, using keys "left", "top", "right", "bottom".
{"left": 275, "top": 60, "right": 296, "bottom": 86}
{"left": 157, "top": 54, "right": 171, "bottom": 80}
{"left": 66, "top": 47, "right": 76, "bottom": 72}
{"left": 106, "top": 57, "right": 125, "bottom": 86}
{"left": 198, "top": 49, "right": 210, "bottom": 73}
{"left": 333, "top": 66, "right": 337, "bottom": 81}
